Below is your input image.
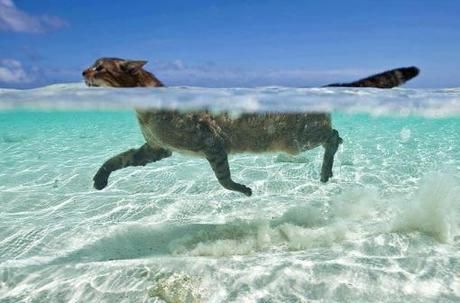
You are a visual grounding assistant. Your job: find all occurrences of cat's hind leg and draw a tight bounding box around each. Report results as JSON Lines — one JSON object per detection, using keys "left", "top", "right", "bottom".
{"left": 93, "top": 143, "right": 171, "bottom": 190}
{"left": 204, "top": 140, "right": 252, "bottom": 196}
{"left": 320, "top": 129, "right": 343, "bottom": 183}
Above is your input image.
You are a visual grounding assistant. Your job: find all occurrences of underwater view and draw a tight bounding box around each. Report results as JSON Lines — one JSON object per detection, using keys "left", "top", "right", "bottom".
{"left": 1, "top": 85, "right": 459, "bottom": 302}
{"left": 2, "top": 1, "right": 460, "bottom": 302}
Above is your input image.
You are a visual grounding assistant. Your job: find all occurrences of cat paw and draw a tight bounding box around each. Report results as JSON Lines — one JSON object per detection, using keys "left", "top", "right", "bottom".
{"left": 241, "top": 186, "right": 252, "bottom": 197}
{"left": 93, "top": 172, "right": 109, "bottom": 190}
{"left": 320, "top": 172, "right": 333, "bottom": 183}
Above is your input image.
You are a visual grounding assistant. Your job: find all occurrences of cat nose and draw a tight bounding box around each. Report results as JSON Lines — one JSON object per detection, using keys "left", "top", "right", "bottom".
{"left": 82, "top": 70, "right": 87, "bottom": 76}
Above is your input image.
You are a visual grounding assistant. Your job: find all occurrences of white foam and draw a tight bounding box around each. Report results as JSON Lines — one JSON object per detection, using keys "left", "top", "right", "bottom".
{"left": 163, "top": 173, "right": 460, "bottom": 257}
{"left": 1, "top": 83, "right": 460, "bottom": 117}
{"left": 391, "top": 173, "right": 460, "bottom": 243}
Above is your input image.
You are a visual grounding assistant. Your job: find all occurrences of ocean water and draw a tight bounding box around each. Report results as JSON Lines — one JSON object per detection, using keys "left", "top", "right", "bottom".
{"left": 0, "top": 86, "right": 460, "bottom": 302}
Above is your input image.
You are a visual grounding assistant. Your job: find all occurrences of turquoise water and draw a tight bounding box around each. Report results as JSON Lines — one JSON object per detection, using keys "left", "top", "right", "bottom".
{"left": 1, "top": 108, "right": 460, "bottom": 302}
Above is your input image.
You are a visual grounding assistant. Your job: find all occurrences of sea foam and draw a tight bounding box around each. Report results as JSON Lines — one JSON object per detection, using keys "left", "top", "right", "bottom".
{"left": 392, "top": 173, "right": 460, "bottom": 243}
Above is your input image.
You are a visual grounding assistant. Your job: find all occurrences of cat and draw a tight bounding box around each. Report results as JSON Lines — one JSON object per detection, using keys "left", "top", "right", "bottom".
{"left": 82, "top": 58, "right": 419, "bottom": 196}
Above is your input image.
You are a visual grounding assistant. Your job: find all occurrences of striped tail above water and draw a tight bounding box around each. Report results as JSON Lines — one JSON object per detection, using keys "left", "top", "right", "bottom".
{"left": 324, "top": 66, "right": 420, "bottom": 88}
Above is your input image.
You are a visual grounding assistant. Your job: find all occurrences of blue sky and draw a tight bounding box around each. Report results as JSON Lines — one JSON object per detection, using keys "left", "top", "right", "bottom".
{"left": 0, "top": 0, "right": 459, "bottom": 88}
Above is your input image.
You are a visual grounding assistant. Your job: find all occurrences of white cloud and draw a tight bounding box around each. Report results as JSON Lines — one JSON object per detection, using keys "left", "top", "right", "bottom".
{"left": 0, "top": 59, "right": 34, "bottom": 83}
{"left": 0, "top": 0, "right": 67, "bottom": 33}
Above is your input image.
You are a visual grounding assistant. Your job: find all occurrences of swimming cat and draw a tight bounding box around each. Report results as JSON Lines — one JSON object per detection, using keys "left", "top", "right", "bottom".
{"left": 82, "top": 58, "right": 419, "bottom": 196}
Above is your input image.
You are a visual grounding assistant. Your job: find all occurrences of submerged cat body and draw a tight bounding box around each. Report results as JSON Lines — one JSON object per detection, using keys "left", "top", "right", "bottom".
{"left": 136, "top": 110, "right": 332, "bottom": 155}
{"left": 83, "top": 58, "right": 419, "bottom": 196}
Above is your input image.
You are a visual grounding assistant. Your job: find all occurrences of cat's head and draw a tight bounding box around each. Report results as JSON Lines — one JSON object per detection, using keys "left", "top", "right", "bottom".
{"left": 82, "top": 57, "right": 162, "bottom": 87}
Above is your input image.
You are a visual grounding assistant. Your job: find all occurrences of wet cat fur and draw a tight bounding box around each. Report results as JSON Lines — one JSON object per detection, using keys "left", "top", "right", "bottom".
{"left": 83, "top": 58, "right": 419, "bottom": 196}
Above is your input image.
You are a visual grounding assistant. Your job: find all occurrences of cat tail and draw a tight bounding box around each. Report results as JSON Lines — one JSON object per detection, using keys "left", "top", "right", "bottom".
{"left": 324, "top": 66, "right": 419, "bottom": 88}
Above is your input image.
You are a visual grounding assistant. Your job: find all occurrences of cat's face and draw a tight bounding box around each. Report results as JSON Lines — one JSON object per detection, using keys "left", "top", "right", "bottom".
{"left": 82, "top": 58, "right": 147, "bottom": 87}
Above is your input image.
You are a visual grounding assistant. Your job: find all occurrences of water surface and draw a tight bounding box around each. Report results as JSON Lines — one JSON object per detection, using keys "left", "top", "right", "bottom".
{"left": 1, "top": 86, "right": 459, "bottom": 302}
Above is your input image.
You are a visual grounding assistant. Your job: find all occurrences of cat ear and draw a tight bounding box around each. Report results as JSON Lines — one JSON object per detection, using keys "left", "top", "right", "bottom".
{"left": 121, "top": 60, "right": 147, "bottom": 72}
